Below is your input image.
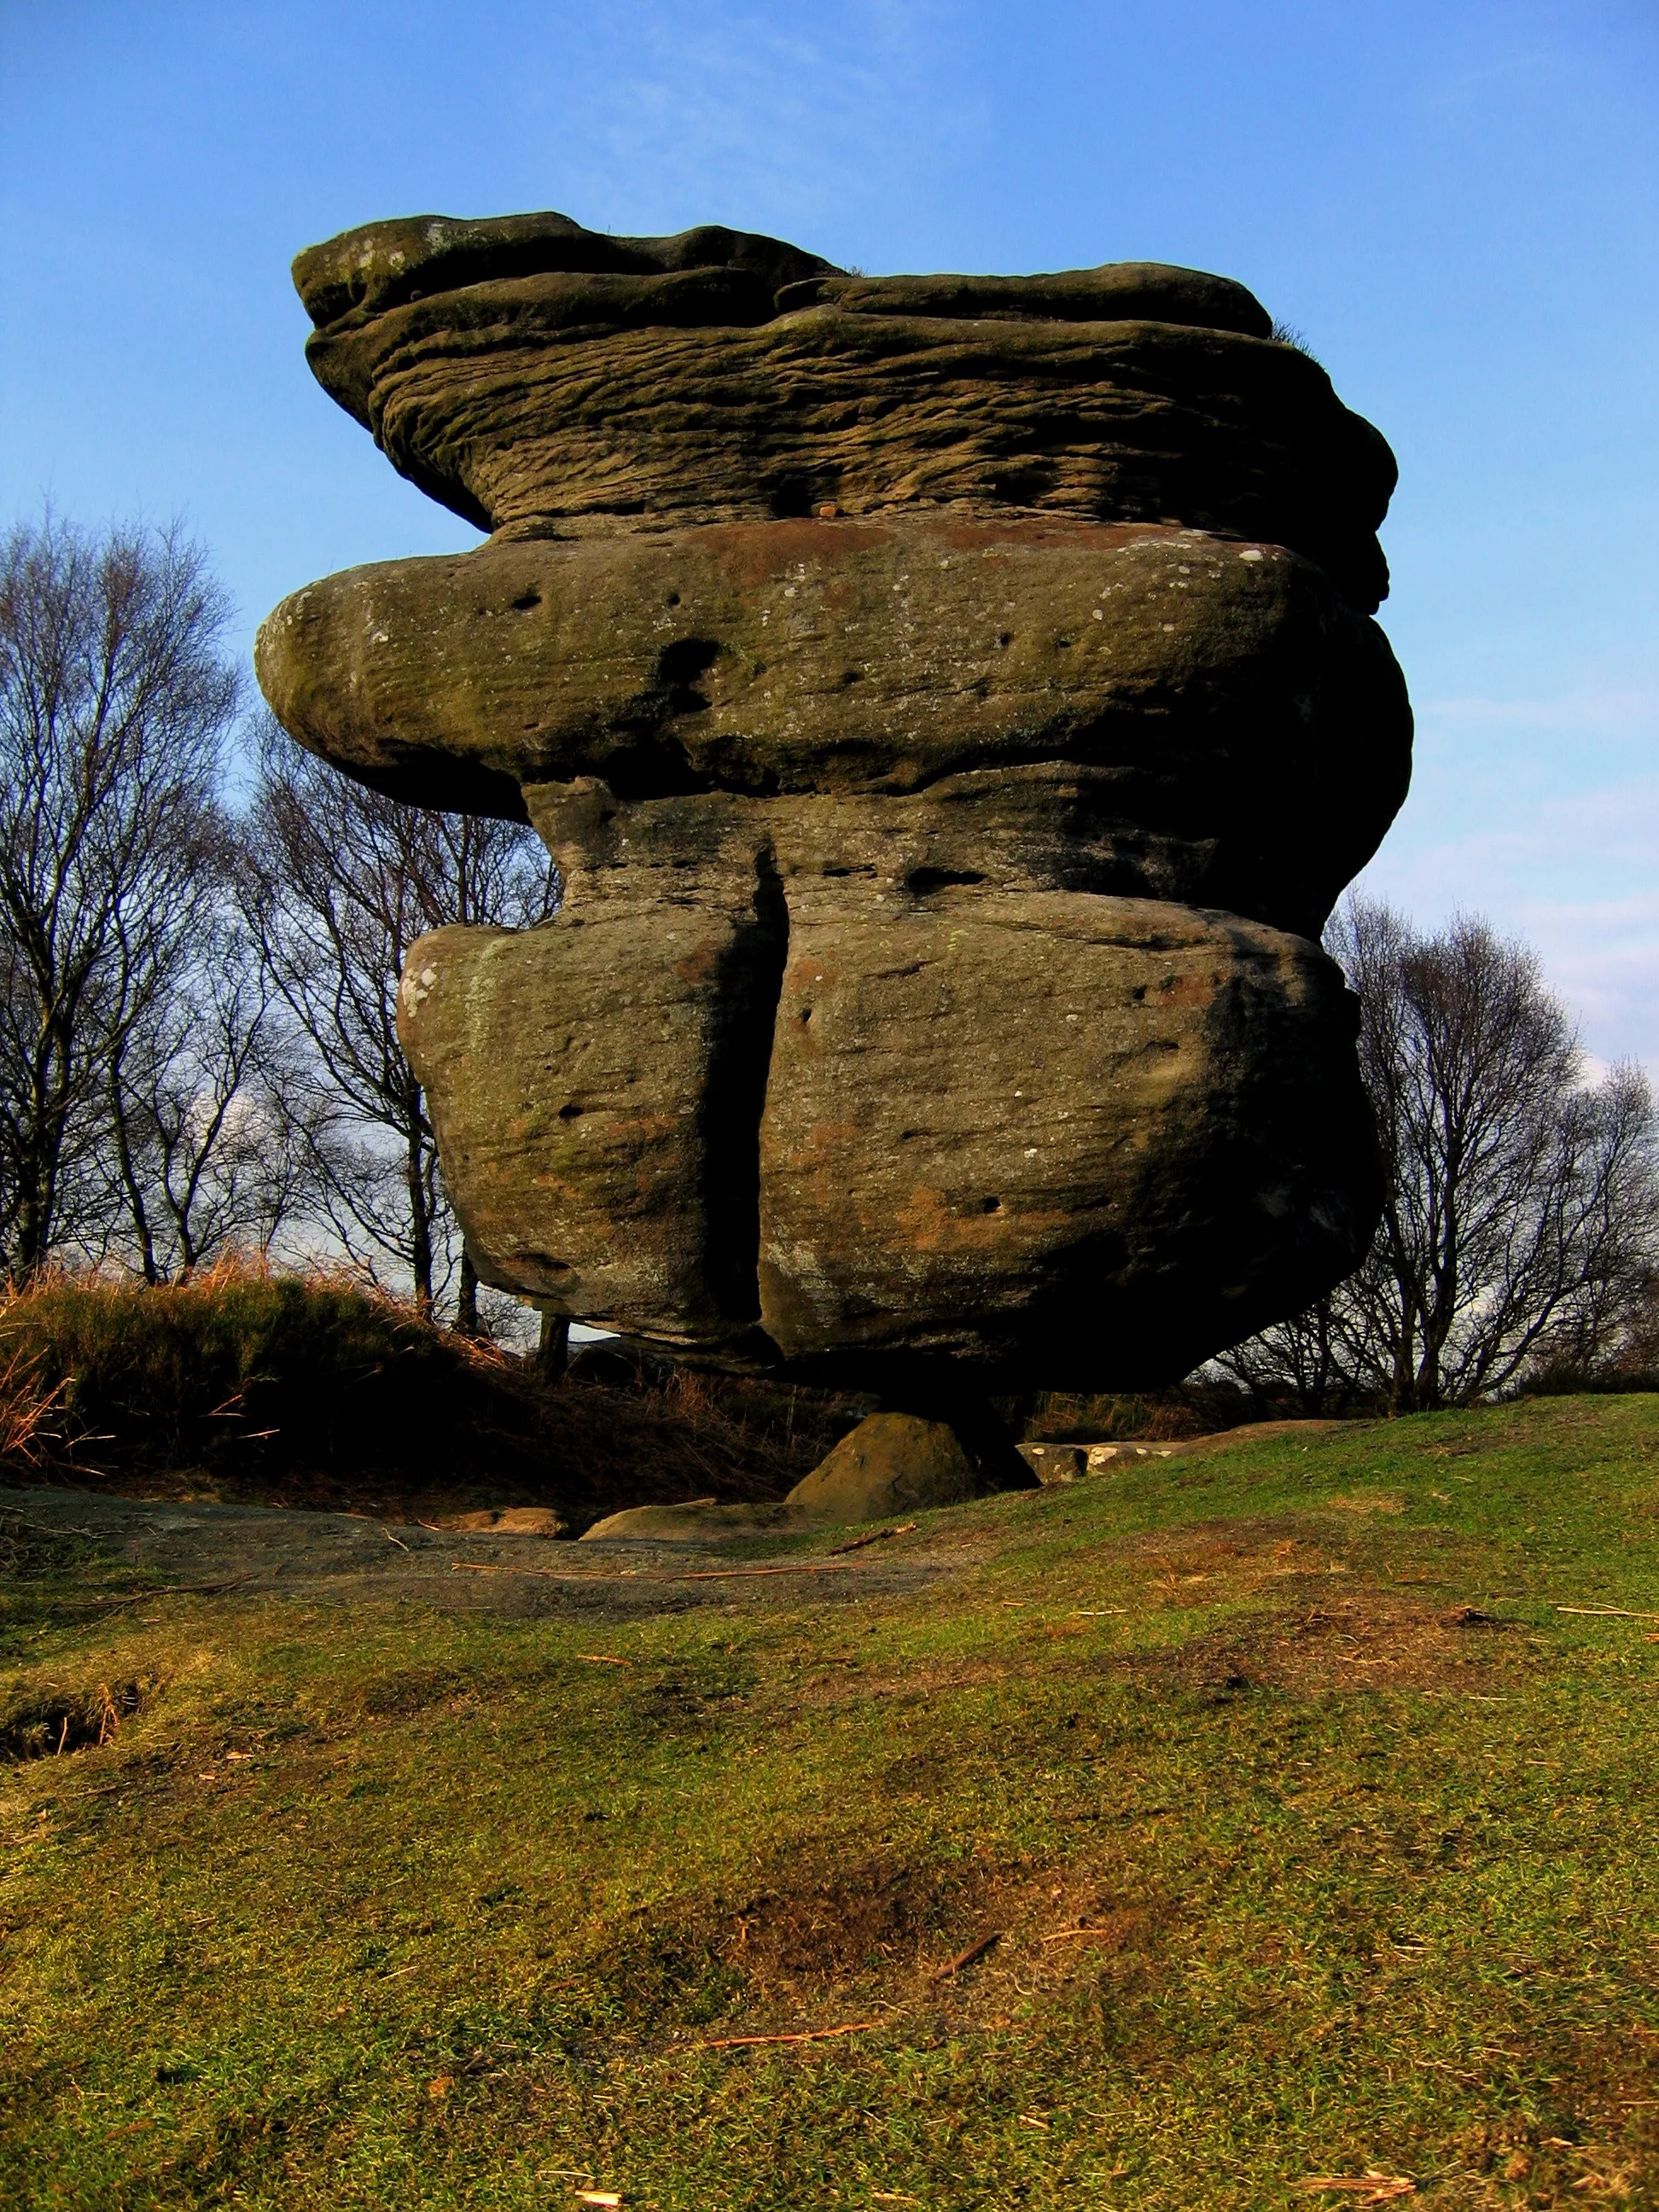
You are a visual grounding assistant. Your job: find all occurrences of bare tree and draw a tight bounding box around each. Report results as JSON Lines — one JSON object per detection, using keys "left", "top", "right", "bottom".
{"left": 1214, "top": 1288, "right": 1365, "bottom": 1417}
{"left": 242, "top": 713, "right": 559, "bottom": 1320}
{"left": 0, "top": 515, "right": 240, "bottom": 1276}
{"left": 101, "top": 903, "right": 318, "bottom": 1279}
{"left": 1217, "top": 899, "right": 1659, "bottom": 1411}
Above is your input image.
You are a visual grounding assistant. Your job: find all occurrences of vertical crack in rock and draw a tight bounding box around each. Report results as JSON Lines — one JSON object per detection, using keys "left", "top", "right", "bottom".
{"left": 697, "top": 842, "right": 788, "bottom": 1324}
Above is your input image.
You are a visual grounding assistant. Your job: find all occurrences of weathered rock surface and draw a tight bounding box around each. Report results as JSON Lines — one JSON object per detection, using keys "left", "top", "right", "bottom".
{"left": 578, "top": 1499, "right": 801, "bottom": 1542}
{"left": 1018, "top": 1443, "right": 1090, "bottom": 1485}
{"left": 396, "top": 881, "right": 783, "bottom": 1353}
{"left": 437, "top": 1506, "right": 569, "bottom": 1537}
{"left": 265, "top": 208, "right": 1412, "bottom": 1399}
{"left": 398, "top": 882, "right": 1379, "bottom": 1391}
{"left": 293, "top": 212, "right": 1394, "bottom": 612}
{"left": 756, "top": 891, "right": 1378, "bottom": 1384}
{"left": 783, "top": 1412, "right": 1025, "bottom": 1523}
{"left": 291, "top": 214, "right": 1262, "bottom": 341}
{"left": 257, "top": 518, "right": 1408, "bottom": 935}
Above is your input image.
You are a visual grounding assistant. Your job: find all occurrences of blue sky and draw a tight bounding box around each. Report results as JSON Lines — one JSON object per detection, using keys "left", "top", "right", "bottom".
{"left": 3, "top": 1, "right": 1656, "bottom": 1062}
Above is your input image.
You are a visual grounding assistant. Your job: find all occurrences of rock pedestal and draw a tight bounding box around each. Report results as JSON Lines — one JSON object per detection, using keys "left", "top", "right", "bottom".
{"left": 259, "top": 212, "right": 1411, "bottom": 1404}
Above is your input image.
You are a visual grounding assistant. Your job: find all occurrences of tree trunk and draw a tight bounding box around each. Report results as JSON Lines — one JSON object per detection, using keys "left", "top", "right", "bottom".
{"left": 108, "top": 1064, "right": 160, "bottom": 1285}
{"left": 15, "top": 1179, "right": 45, "bottom": 1280}
{"left": 407, "top": 1123, "right": 434, "bottom": 1317}
{"left": 15, "top": 1065, "right": 58, "bottom": 1278}
{"left": 454, "top": 1247, "right": 480, "bottom": 1336}
{"left": 533, "top": 1309, "right": 570, "bottom": 1383}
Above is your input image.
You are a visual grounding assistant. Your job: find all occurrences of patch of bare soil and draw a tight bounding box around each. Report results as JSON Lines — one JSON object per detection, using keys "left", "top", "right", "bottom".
{"left": 698, "top": 1841, "right": 1178, "bottom": 2008}
{"left": 0, "top": 1675, "right": 153, "bottom": 1762}
{"left": 725, "top": 1853, "right": 995, "bottom": 1989}
{"left": 1137, "top": 1591, "right": 1523, "bottom": 1700}
{"left": 648, "top": 1840, "right": 1190, "bottom": 2052}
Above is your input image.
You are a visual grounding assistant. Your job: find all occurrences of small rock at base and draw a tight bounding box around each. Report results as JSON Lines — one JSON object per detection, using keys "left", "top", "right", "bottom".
{"left": 578, "top": 1500, "right": 803, "bottom": 1542}
{"left": 1018, "top": 1443, "right": 1089, "bottom": 1485}
{"left": 786, "top": 1412, "right": 1016, "bottom": 1525}
{"left": 438, "top": 1506, "right": 569, "bottom": 1537}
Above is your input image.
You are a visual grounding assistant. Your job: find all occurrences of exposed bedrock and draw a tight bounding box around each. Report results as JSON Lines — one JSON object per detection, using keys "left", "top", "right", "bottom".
{"left": 263, "top": 207, "right": 1412, "bottom": 1399}
{"left": 255, "top": 517, "right": 1410, "bottom": 939}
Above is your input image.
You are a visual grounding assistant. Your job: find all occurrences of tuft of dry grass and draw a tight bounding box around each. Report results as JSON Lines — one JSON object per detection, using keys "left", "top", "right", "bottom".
{"left": 0, "top": 1340, "right": 66, "bottom": 1468}
{"left": 0, "top": 1258, "right": 834, "bottom": 1528}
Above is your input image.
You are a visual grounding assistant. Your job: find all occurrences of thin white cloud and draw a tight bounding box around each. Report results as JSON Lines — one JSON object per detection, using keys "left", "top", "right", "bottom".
{"left": 520, "top": 2, "right": 986, "bottom": 251}
{"left": 1419, "top": 688, "right": 1659, "bottom": 736}
{"left": 1358, "top": 766, "right": 1659, "bottom": 1068}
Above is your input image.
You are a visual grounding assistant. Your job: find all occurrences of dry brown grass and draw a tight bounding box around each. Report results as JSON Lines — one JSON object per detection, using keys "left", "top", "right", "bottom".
{"left": 0, "top": 1256, "right": 833, "bottom": 1528}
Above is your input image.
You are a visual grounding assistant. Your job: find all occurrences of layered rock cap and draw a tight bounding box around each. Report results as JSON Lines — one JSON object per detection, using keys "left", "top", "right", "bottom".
{"left": 260, "top": 210, "right": 1412, "bottom": 1395}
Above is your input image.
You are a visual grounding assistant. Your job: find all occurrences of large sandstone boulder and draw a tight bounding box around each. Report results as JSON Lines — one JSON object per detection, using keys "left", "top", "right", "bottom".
{"left": 261, "top": 207, "right": 1412, "bottom": 1403}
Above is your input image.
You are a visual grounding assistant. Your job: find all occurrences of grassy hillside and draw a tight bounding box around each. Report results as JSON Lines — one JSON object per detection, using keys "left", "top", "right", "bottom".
{"left": 2, "top": 1396, "right": 1657, "bottom": 2209}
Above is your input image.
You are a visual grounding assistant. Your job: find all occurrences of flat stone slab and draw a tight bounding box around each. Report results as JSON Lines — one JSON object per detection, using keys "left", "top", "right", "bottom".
{"left": 0, "top": 1487, "right": 950, "bottom": 1619}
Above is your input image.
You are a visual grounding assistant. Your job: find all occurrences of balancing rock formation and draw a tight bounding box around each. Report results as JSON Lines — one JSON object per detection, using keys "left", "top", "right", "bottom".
{"left": 259, "top": 211, "right": 1412, "bottom": 1403}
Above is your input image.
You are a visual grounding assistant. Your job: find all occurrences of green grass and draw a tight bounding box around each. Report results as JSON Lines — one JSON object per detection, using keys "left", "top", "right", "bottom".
{"left": 3, "top": 1396, "right": 1657, "bottom": 2208}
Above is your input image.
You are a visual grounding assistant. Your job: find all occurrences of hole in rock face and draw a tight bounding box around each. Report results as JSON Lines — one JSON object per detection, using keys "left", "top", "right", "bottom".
{"left": 595, "top": 734, "right": 710, "bottom": 802}
{"left": 558, "top": 1103, "right": 583, "bottom": 1121}
{"left": 665, "top": 591, "right": 681, "bottom": 608}
{"left": 981, "top": 1196, "right": 1003, "bottom": 1214}
{"left": 905, "top": 867, "right": 987, "bottom": 896}
{"left": 798, "top": 1006, "right": 812, "bottom": 1024}
{"left": 509, "top": 587, "right": 542, "bottom": 612}
{"left": 652, "top": 637, "right": 721, "bottom": 718}
{"left": 989, "top": 462, "right": 1057, "bottom": 506}
{"left": 765, "top": 473, "right": 831, "bottom": 519}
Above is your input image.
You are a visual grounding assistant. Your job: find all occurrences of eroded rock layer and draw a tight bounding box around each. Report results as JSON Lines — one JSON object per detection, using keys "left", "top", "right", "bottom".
{"left": 257, "top": 518, "right": 1408, "bottom": 936}
{"left": 293, "top": 216, "right": 1393, "bottom": 609}
{"left": 262, "top": 209, "right": 1411, "bottom": 1392}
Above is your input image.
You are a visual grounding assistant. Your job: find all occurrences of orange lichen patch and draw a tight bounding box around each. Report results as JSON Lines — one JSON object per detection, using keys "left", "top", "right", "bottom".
{"left": 1154, "top": 966, "right": 1219, "bottom": 1008}
{"left": 669, "top": 942, "right": 721, "bottom": 985}
{"left": 703, "top": 516, "right": 899, "bottom": 588}
{"left": 889, "top": 1184, "right": 1038, "bottom": 1254}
